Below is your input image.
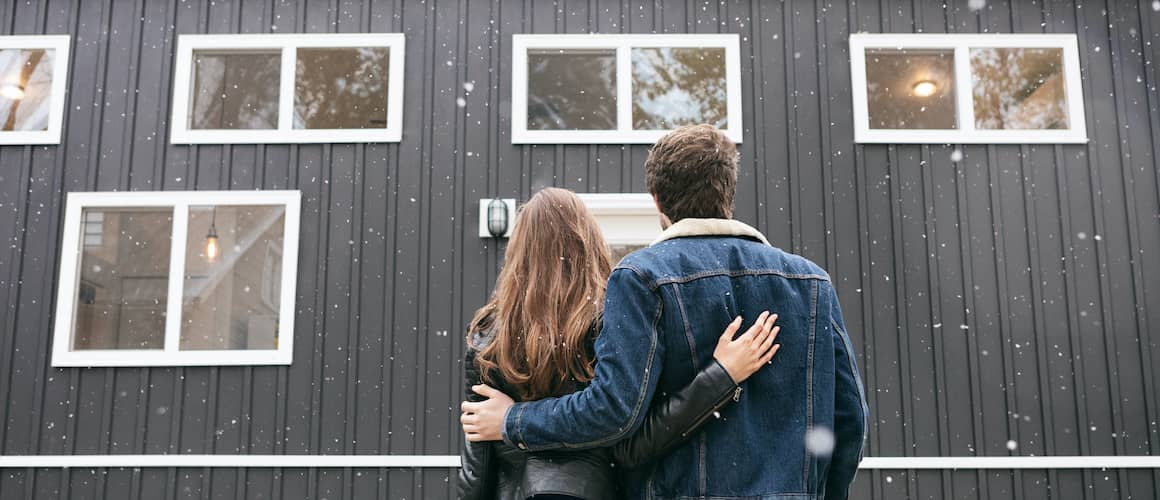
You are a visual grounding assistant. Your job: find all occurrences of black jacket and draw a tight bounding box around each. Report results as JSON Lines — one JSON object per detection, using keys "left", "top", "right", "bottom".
{"left": 458, "top": 327, "right": 742, "bottom": 500}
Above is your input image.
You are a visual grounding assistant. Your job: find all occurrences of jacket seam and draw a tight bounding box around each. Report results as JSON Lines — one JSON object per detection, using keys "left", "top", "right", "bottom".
{"left": 803, "top": 279, "right": 818, "bottom": 490}
{"left": 651, "top": 268, "right": 830, "bottom": 288}
{"left": 672, "top": 287, "right": 700, "bottom": 373}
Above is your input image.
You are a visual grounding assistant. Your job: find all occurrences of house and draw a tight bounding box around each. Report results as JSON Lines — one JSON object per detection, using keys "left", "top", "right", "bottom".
{"left": 0, "top": 0, "right": 1157, "bottom": 498}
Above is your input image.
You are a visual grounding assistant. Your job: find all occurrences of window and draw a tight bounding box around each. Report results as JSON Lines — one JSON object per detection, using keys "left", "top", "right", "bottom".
{"left": 512, "top": 35, "right": 743, "bottom": 144}
{"left": 171, "top": 34, "right": 404, "bottom": 144}
{"left": 52, "top": 191, "right": 301, "bottom": 366}
{"left": 575, "top": 193, "right": 661, "bottom": 263}
{"left": 0, "top": 35, "right": 69, "bottom": 145}
{"left": 849, "top": 34, "right": 1086, "bottom": 144}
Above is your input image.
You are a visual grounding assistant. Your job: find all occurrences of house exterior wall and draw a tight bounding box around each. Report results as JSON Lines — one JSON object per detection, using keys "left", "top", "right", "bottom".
{"left": 0, "top": 0, "right": 1157, "bottom": 499}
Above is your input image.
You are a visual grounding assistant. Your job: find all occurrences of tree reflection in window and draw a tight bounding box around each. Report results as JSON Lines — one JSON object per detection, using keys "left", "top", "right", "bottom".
{"left": 294, "top": 47, "right": 390, "bottom": 129}
{"left": 526, "top": 49, "right": 617, "bottom": 130}
{"left": 971, "top": 48, "right": 1067, "bottom": 130}
{"left": 0, "top": 48, "right": 54, "bottom": 132}
{"left": 190, "top": 51, "right": 281, "bottom": 129}
{"left": 632, "top": 47, "right": 727, "bottom": 130}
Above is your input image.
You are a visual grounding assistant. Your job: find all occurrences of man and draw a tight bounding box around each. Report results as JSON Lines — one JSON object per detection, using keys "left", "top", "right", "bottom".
{"left": 462, "top": 124, "right": 868, "bottom": 499}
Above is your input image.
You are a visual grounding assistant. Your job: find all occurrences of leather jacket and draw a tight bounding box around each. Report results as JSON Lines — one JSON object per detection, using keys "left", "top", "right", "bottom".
{"left": 458, "top": 325, "right": 742, "bottom": 500}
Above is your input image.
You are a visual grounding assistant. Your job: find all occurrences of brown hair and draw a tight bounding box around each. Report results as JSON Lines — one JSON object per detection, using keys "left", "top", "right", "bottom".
{"left": 468, "top": 188, "right": 612, "bottom": 401}
{"left": 644, "top": 124, "right": 738, "bottom": 223}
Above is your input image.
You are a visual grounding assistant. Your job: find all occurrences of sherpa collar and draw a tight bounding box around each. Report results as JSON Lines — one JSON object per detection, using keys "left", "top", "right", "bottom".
{"left": 650, "top": 218, "right": 772, "bottom": 246}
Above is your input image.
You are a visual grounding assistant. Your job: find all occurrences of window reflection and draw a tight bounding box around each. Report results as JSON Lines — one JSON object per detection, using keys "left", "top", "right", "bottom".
{"left": 527, "top": 49, "right": 617, "bottom": 130}
{"left": 632, "top": 47, "right": 727, "bottom": 130}
{"left": 865, "top": 49, "right": 956, "bottom": 130}
{"left": 609, "top": 244, "right": 646, "bottom": 265}
{"left": 180, "top": 205, "right": 285, "bottom": 351}
{"left": 971, "top": 48, "right": 1067, "bottom": 130}
{"left": 190, "top": 51, "right": 280, "bottom": 129}
{"left": 74, "top": 208, "right": 172, "bottom": 350}
{"left": 295, "top": 47, "right": 390, "bottom": 129}
{"left": 0, "top": 48, "right": 54, "bottom": 132}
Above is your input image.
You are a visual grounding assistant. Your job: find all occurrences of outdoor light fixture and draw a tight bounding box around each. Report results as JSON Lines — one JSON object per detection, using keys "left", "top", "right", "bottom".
{"left": 0, "top": 83, "right": 25, "bottom": 100}
{"left": 478, "top": 198, "right": 515, "bottom": 238}
{"left": 205, "top": 208, "right": 220, "bottom": 261}
{"left": 486, "top": 198, "right": 509, "bottom": 237}
{"left": 911, "top": 80, "right": 938, "bottom": 97}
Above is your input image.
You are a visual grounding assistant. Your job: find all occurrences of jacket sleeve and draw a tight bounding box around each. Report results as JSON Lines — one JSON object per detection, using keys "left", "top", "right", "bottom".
{"left": 502, "top": 267, "right": 664, "bottom": 451}
{"left": 824, "top": 284, "right": 869, "bottom": 500}
{"left": 610, "top": 358, "right": 740, "bottom": 468}
{"left": 457, "top": 346, "right": 497, "bottom": 500}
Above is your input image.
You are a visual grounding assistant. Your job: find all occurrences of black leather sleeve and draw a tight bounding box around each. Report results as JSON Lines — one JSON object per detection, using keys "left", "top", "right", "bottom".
{"left": 457, "top": 346, "right": 497, "bottom": 500}
{"left": 611, "top": 359, "right": 742, "bottom": 468}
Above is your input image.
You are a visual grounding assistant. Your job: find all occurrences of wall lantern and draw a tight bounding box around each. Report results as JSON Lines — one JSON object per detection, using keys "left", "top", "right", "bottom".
{"left": 478, "top": 198, "right": 516, "bottom": 238}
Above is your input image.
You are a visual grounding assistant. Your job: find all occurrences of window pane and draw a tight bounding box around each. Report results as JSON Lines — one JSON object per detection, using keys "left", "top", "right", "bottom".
{"left": 180, "top": 205, "right": 285, "bottom": 351}
{"left": 295, "top": 47, "right": 390, "bottom": 129}
{"left": 74, "top": 208, "right": 172, "bottom": 350}
{"left": 971, "top": 48, "right": 1067, "bottom": 130}
{"left": 864, "top": 48, "right": 956, "bottom": 130}
{"left": 0, "top": 48, "right": 54, "bottom": 132}
{"left": 527, "top": 49, "right": 616, "bottom": 130}
{"left": 190, "top": 51, "right": 280, "bottom": 129}
{"left": 632, "top": 47, "right": 727, "bottom": 130}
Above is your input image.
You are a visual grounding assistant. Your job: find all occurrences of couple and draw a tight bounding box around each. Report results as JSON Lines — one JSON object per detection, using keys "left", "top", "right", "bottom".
{"left": 458, "top": 125, "right": 869, "bottom": 500}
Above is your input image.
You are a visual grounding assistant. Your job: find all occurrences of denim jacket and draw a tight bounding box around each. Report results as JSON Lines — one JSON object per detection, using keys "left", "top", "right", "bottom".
{"left": 501, "top": 219, "right": 869, "bottom": 500}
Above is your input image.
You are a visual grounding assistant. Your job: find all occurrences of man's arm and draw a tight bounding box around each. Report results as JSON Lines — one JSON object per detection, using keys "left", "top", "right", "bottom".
{"left": 825, "top": 284, "right": 869, "bottom": 500}
{"left": 502, "top": 267, "right": 664, "bottom": 451}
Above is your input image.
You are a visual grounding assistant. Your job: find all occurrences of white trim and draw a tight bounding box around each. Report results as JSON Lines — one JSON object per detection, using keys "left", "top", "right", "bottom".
{"left": 0, "top": 455, "right": 461, "bottom": 469}
{"left": 0, "top": 455, "right": 1158, "bottom": 470}
{"left": 51, "top": 190, "right": 301, "bottom": 367}
{"left": 849, "top": 33, "right": 1087, "bottom": 144}
{"left": 512, "top": 34, "right": 743, "bottom": 144}
{"left": 859, "top": 456, "right": 1160, "bottom": 470}
{"left": 170, "top": 34, "right": 405, "bottom": 144}
{"left": 0, "top": 35, "right": 70, "bottom": 145}
{"left": 575, "top": 193, "right": 661, "bottom": 246}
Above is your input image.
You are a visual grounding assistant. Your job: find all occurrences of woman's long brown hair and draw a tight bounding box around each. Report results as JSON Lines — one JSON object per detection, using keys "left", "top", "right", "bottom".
{"left": 469, "top": 188, "right": 613, "bottom": 401}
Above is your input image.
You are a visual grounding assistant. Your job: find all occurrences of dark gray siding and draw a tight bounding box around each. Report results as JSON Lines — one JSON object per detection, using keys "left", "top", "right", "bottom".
{"left": 0, "top": 0, "right": 1157, "bottom": 498}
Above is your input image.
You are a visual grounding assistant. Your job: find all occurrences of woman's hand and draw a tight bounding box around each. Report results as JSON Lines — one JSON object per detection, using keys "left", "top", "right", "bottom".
{"left": 461, "top": 385, "right": 515, "bottom": 442}
{"left": 713, "top": 311, "right": 780, "bottom": 383}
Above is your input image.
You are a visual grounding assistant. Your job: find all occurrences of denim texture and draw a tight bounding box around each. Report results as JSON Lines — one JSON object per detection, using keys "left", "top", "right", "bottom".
{"left": 502, "top": 219, "right": 869, "bottom": 500}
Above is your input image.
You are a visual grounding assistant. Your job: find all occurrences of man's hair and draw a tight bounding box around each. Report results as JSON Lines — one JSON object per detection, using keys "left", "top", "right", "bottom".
{"left": 644, "top": 124, "right": 738, "bottom": 223}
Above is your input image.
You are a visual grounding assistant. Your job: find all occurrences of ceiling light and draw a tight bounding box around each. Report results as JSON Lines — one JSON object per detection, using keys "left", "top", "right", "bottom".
{"left": 0, "top": 83, "right": 25, "bottom": 100}
{"left": 912, "top": 80, "right": 938, "bottom": 97}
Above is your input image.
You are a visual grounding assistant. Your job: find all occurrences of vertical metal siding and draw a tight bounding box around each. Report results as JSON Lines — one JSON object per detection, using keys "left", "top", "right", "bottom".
{"left": 0, "top": 0, "right": 1156, "bottom": 498}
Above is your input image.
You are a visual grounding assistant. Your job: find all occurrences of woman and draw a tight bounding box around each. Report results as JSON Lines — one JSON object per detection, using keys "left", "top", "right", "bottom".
{"left": 458, "top": 188, "right": 780, "bottom": 499}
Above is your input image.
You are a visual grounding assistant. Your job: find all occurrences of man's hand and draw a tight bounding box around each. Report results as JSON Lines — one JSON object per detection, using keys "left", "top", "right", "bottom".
{"left": 460, "top": 385, "right": 515, "bottom": 442}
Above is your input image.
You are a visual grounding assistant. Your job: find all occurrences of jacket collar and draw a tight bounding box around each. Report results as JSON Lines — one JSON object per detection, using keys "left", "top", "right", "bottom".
{"left": 650, "top": 218, "right": 772, "bottom": 246}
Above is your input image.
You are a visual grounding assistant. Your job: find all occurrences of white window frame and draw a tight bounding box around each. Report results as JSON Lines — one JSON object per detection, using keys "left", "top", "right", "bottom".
{"left": 575, "top": 193, "right": 661, "bottom": 246}
{"left": 512, "top": 34, "right": 743, "bottom": 144}
{"left": 171, "top": 34, "right": 405, "bottom": 144}
{"left": 0, "top": 35, "right": 70, "bottom": 145}
{"left": 51, "top": 190, "right": 302, "bottom": 367}
{"left": 849, "top": 33, "right": 1087, "bottom": 144}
